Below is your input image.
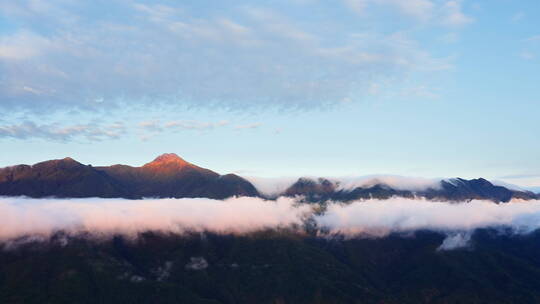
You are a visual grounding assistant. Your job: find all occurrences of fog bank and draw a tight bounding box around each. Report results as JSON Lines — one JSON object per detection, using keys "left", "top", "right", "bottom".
{"left": 318, "top": 198, "right": 540, "bottom": 249}
{"left": 0, "top": 196, "right": 309, "bottom": 241}
{"left": 318, "top": 199, "right": 540, "bottom": 235}
{"left": 3, "top": 197, "right": 540, "bottom": 250}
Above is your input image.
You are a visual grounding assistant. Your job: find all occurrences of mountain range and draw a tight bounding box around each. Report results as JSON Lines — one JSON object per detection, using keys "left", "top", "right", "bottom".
{"left": 283, "top": 177, "right": 538, "bottom": 203}
{"left": 0, "top": 153, "right": 537, "bottom": 202}
{"left": 0, "top": 153, "right": 257, "bottom": 200}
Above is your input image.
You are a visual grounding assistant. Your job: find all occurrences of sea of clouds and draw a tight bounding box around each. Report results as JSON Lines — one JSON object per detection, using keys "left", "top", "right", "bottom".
{"left": 2, "top": 196, "right": 540, "bottom": 250}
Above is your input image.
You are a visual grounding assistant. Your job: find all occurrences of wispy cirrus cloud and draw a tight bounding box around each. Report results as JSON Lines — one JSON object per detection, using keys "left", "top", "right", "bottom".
{"left": 234, "top": 123, "right": 262, "bottom": 130}
{"left": 344, "top": 0, "right": 434, "bottom": 20}
{"left": 139, "top": 120, "right": 163, "bottom": 132}
{"left": 137, "top": 119, "right": 260, "bottom": 141}
{"left": 0, "top": 0, "right": 466, "bottom": 116}
{"left": 343, "top": 0, "right": 473, "bottom": 26}
{"left": 511, "top": 12, "right": 525, "bottom": 22}
{"left": 439, "top": 1, "right": 474, "bottom": 27}
{"left": 164, "top": 120, "right": 230, "bottom": 131}
{"left": 500, "top": 174, "right": 540, "bottom": 180}
{"left": 139, "top": 120, "right": 230, "bottom": 133}
{"left": 0, "top": 118, "right": 260, "bottom": 142}
{"left": 0, "top": 121, "right": 126, "bottom": 142}
{"left": 517, "top": 34, "right": 540, "bottom": 61}
{"left": 140, "top": 120, "right": 260, "bottom": 133}
{"left": 525, "top": 35, "right": 540, "bottom": 42}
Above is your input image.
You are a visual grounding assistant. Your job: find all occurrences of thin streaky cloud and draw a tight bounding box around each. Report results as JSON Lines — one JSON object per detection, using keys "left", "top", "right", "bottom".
{"left": 499, "top": 174, "right": 540, "bottom": 180}
{"left": 525, "top": 35, "right": 540, "bottom": 42}
{"left": 0, "top": 121, "right": 126, "bottom": 142}
{"left": 235, "top": 123, "right": 262, "bottom": 130}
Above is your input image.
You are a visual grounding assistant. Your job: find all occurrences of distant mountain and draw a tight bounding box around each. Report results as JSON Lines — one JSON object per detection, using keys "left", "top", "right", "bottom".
{"left": 282, "top": 177, "right": 538, "bottom": 203}
{"left": 0, "top": 155, "right": 537, "bottom": 202}
{"left": 0, "top": 153, "right": 258, "bottom": 199}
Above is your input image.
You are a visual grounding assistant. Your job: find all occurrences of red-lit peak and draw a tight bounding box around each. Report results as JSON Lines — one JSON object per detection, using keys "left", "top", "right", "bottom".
{"left": 144, "top": 153, "right": 191, "bottom": 168}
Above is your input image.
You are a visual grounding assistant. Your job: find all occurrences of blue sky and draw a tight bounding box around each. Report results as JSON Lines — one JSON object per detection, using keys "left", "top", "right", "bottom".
{"left": 0, "top": 0, "right": 539, "bottom": 188}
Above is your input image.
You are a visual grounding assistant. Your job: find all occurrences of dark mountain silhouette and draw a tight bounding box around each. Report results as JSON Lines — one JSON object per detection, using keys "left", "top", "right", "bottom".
{"left": 0, "top": 153, "right": 258, "bottom": 199}
{"left": 424, "top": 178, "right": 537, "bottom": 202}
{"left": 96, "top": 153, "right": 258, "bottom": 199}
{"left": 283, "top": 177, "right": 538, "bottom": 203}
{"left": 0, "top": 155, "right": 537, "bottom": 202}
{"left": 0, "top": 158, "right": 129, "bottom": 198}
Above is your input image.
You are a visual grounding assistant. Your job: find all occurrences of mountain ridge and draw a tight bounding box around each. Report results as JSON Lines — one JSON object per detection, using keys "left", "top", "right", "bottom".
{"left": 0, "top": 154, "right": 537, "bottom": 202}
{"left": 281, "top": 176, "right": 538, "bottom": 203}
{"left": 0, "top": 154, "right": 258, "bottom": 199}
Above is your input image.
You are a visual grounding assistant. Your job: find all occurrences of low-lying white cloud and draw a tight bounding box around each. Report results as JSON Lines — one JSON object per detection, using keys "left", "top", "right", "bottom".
{"left": 333, "top": 175, "right": 442, "bottom": 191}
{"left": 317, "top": 198, "right": 540, "bottom": 248}
{"left": 438, "top": 232, "right": 471, "bottom": 250}
{"left": 245, "top": 175, "right": 443, "bottom": 197}
{"left": 3, "top": 196, "right": 540, "bottom": 251}
{"left": 318, "top": 199, "right": 540, "bottom": 234}
{"left": 244, "top": 176, "right": 301, "bottom": 197}
{"left": 0, "top": 196, "right": 310, "bottom": 241}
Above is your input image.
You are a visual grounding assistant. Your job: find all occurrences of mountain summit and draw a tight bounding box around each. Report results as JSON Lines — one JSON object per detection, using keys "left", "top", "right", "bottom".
{"left": 144, "top": 153, "right": 191, "bottom": 168}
